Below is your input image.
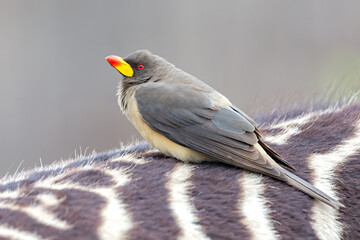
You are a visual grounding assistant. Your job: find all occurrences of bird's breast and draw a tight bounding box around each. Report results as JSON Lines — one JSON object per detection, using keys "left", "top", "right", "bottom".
{"left": 122, "top": 92, "right": 208, "bottom": 163}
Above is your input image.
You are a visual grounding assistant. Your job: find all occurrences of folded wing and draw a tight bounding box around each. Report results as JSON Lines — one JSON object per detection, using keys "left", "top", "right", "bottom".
{"left": 136, "top": 82, "right": 292, "bottom": 179}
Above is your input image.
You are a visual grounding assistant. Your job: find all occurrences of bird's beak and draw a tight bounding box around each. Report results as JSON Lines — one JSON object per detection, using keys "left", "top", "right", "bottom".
{"left": 105, "top": 55, "right": 134, "bottom": 77}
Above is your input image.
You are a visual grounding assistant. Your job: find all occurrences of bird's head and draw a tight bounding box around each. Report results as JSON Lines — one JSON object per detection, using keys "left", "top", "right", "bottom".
{"left": 106, "top": 49, "right": 172, "bottom": 84}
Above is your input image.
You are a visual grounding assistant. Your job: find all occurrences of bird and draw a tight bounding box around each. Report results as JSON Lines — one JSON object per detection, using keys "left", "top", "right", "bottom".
{"left": 105, "top": 49, "right": 342, "bottom": 208}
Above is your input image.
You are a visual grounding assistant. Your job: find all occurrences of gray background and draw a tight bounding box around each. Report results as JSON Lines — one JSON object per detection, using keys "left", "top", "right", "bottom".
{"left": 1, "top": 1, "right": 360, "bottom": 176}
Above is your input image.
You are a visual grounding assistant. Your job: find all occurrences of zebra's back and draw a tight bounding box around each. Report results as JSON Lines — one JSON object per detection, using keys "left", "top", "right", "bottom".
{"left": 0, "top": 102, "right": 359, "bottom": 240}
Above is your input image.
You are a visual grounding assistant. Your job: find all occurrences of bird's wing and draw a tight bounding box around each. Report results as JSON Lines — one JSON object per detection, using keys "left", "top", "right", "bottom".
{"left": 231, "top": 105, "right": 296, "bottom": 171}
{"left": 136, "top": 82, "right": 290, "bottom": 179}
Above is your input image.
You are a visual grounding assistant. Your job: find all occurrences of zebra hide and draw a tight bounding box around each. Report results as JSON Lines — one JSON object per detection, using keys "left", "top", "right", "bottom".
{"left": 0, "top": 102, "right": 359, "bottom": 240}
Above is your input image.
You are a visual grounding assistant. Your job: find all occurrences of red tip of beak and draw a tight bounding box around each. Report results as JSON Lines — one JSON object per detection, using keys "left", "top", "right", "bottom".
{"left": 105, "top": 55, "right": 122, "bottom": 67}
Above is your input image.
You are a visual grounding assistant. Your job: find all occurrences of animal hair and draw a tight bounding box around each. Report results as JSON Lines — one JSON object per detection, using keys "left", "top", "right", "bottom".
{"left": 0, "top": 100, "right": 359, "bottom": 240}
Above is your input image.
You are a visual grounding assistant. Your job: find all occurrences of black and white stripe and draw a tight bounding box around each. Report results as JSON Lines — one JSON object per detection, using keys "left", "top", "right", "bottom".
{"left": 0, "top": 102, "right": 359, "bottom": 240}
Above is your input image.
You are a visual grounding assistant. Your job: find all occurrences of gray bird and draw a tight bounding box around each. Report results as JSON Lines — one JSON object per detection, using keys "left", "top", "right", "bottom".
{"left": 106, "top": 49, "right": 342, "bottom": 208}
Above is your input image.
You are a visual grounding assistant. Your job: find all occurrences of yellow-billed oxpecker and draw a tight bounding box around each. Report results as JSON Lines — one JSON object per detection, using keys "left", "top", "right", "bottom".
{"left": 105, "top": 50, "right": 342, "bottom": 209}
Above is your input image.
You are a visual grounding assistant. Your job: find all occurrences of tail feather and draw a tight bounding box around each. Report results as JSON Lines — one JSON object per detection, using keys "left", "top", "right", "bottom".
{"left": 282, "top": 168, "right": 344, "bottom": 209}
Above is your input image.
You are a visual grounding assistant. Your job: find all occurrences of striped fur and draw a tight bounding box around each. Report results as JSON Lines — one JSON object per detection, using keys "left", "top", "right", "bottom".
{"left": 0, "top": 102, "right": 359, "bottom": 240}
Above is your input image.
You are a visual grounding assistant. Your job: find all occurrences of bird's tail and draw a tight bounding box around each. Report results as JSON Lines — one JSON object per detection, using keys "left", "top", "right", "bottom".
{"left": 282, "top": 168, "right": 344, "bottom": 209}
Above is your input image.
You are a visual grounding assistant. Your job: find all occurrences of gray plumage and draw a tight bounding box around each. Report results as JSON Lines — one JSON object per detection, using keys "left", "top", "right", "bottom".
{"left": 106, "top": 49, "right": 343, "bottom": 208}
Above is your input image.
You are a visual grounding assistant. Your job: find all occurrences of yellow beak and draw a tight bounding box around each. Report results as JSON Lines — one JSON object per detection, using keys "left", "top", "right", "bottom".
{"left": 105, "top": 55, "right": 134, "bottom": 77}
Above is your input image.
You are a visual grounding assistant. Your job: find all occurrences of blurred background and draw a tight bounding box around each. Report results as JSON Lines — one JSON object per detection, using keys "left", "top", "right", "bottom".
{"left": 1, "top": 1, "right": 360, "bottom": 175}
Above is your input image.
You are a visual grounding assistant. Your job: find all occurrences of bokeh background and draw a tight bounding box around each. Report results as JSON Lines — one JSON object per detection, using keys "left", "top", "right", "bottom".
{"left": 1, "top": 1, "right": 360, "bottom": 175}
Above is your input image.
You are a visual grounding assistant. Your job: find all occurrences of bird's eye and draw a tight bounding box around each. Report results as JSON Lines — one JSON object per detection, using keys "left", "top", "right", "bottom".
{"left": 137, "top": 64, "right": 144, "bottom": 70}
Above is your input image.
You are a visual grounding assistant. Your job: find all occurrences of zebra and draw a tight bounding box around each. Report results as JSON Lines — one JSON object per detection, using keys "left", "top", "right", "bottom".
{"left": 0, "top": 100, "right": 359, "bottom": 240}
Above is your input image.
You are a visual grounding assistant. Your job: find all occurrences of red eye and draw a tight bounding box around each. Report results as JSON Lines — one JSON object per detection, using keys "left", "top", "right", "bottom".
{"left": 137, "top": 64, "right": 144, "bottom": 70}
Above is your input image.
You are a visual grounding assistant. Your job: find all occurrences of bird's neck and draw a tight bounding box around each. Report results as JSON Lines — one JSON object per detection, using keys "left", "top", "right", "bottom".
{"left": 117, "top": 81, "right": 139, "bottom": 112}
